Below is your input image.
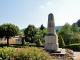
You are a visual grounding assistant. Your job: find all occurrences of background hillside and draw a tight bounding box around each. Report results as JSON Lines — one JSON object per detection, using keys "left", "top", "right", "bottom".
{"left": 20, "top": 26, "right": 62, "bottom": 32}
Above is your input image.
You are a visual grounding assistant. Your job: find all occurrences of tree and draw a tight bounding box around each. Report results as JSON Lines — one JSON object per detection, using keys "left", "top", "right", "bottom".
{"left": 24, "top": 24, "right": 37, "bottom": 43}
{"left": 58, "top": 23, "right": 72, "bottom": 45}
{"left": 58, "top": 35, "right": 65, "bottom": 48}
{"left": 36, "top": 27, "right": 47, "bottom": 44}
{"left": 0, "top": 23, "right": 20, "bottom": 46}
{"left": 40, "top": 24, "right": 45, "bottom": 30}
{"left": 70, "top": 23, "right": 80, "bottom": 44}
{"left": 77, "top": 19, "right": 80, "bottom": 27}
{"left": 71, "top": 23, "right": 79, "bottom": 32}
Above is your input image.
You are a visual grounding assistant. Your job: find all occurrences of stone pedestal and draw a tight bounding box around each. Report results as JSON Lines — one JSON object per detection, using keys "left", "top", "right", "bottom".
{"left": 44, "top": 34, "right": 59, "bottom": 51}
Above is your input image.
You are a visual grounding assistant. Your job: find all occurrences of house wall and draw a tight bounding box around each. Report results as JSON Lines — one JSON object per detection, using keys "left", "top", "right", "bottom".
{"left": 0, "top": 37, "right": 22, "bottom": 44}
{"left": 0, "top": 38, "right": 7, "bottom": 44}
{"left": 9, "top": 37, "right": 22, "bottom": 44}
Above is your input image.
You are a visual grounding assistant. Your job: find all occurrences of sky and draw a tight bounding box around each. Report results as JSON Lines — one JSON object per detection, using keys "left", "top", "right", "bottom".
{"left": 0, "top": 0, "right": 80, "bottom": 29}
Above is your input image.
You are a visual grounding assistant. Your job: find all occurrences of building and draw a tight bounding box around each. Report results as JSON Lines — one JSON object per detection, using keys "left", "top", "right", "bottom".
{"left": 0, "top": 37, "right": 7, "bottom": 44}
{"left": 0, "top": 36, "right": 24, "bottom": 44}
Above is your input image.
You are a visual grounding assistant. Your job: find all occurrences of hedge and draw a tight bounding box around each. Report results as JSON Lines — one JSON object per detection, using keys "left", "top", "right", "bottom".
{"left": 64, "top": 43, "right": 80, "bottom": 51}
{"left": 64, "top": 45, "right": 70, "bottom": 48}
{"left": 0, "top": 44, "right": 7, "bottom": 47}
{"left": 70, "top": 44, "right": 80, "bottom": 51}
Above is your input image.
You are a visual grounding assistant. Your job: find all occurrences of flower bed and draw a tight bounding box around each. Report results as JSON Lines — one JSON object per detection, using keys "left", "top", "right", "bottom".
{"left": 0, "top": 47, "right": 52, "bottom": 60}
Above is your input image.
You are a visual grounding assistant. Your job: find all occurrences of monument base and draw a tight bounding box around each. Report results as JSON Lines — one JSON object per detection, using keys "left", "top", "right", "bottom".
{"left": 43, "top": 48, "right": 66, "bottom": 55}
{"left": 50, "top": 48, "right": 66, "bottom": 55}
{"left": 44, "top": 43, "right": 59, "bottom": 51}
{"left": 44, "top": 35, "right": 59, "bottom": 51}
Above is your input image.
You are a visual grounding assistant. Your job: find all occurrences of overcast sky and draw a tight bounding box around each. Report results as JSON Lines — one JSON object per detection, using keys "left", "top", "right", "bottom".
{"left": 0, "top": 0, "right": 80, "bottom": 29}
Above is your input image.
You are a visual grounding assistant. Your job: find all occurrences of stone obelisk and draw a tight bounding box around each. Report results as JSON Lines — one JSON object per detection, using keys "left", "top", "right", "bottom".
{"left": 44, "top": 13, "right": 59, "bottom": 51}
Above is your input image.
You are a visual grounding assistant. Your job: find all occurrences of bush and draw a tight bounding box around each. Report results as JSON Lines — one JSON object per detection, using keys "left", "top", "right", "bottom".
{"left": 64, "top": 43, "right": 80, "bottom": 51}
{"left": 36, "top": 39, "right": 43, "bottom": 47}
{"left": 22, "top": 39, "right": 26, "bottom": 46}
{"left": 0, "top": 44, "right": 7, "bottom": 47}
{"left": 70, "top": 43, "right": 80, "bottom": 51}
{"left": 29, "top": 43, "right": 36, "bottom": 47}
{"left": 64, "top": 45, "right": 70, "bottom": 48}
{"left": 0, "top": 47, "right": 52, "bottom": 60}
{"left": 58, "top": 35, "right": 65, "bottom": 48}
{"left": 9, "top": 44, "right": 22, "bottom": 48}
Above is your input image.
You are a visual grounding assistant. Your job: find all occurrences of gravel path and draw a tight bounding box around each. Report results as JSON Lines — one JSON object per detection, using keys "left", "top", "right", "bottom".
{"left": 74, "top": 51, "right": 80, "bottom": 60}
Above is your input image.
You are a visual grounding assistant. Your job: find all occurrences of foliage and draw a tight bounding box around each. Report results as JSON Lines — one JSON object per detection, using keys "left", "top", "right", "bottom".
{"left": 58, "top": 23, "right": 72, "bottom": 45}
{"left": 0, "top": 23, "right": 20, "bottom": 46}
{"left": 0, "top": 47, "right": 52, "bottom": 60}
{"left": 77, "top": 19, "right": 80, "bottom": 27}
{"left": 0, "top": 44, "right": 7, "bottom": 47}
{"left": 70, "top": 36, "right": 80, "bottom": 44}
{"left": 70, "top": 23, "right": 80, "bottom": 44}
{"left": 36, "top": 39, "right": 43, "bottom": 47}
{"left": 64, "top": 45, "right": 70, "bottom": 48}
{"left": 64, "top": 43, "right": 80, "bottom": 51}
{"left": 70, "top": 43, "right": 80, "bottom": 51}
{"left": 36, "top": 28, "right": 47, "bottom": 44}
{"left": 29, "top": 43, "right": 36, "bottom": 47}
{"left": 71, "top": 23, "right": 79, "bottom": 32}
{"left": 22, "top": 39, "right": 26, "bottom": 46}
{"left": 58, "top": 35, "right": 65, "bottom": 48}
{"left": 40, "top": 24, "right": 45, "bottom": 30}
{"left": 24, "top": 24, "right": 37, "bottom": 43}
{"left": 58, "top": 23, "right": 80, "bottom": 45}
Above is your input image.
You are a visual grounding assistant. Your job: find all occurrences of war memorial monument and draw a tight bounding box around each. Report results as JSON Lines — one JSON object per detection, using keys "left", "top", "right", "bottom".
{"left": 44, "top": 13, "right": 65, "bottom": 54}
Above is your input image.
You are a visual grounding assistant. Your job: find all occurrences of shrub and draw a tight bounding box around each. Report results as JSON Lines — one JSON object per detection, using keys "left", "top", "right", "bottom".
{"left": 64, "top": 43, "right": 80, "bottom": 51}
{"left": 0, "top": 44, "right": 7, "bottom": 47}
{"left": 36, "top": 39, "right": 43, "bottom": 47}
{"left": 70, "top": 43, "right": 80, "bottom": 51}
{"left": 58, "top": 35, "right": 65, "bottom": 48}
{"left": 64, "top": 45, "right": 70, "bottom": 48}
{"left": 29, "top": 43, "right": 36, "bottom": 47}
{"left": 0, "top": 47, "right": 52, "bottom": 60}
{"left": 22, "top": 39, "right": 26, "bottom": 46}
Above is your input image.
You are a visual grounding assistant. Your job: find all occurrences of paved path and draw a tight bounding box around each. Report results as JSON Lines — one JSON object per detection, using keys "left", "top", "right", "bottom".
{"left": 74, "top": 51, "right": 80, "bottom": 60}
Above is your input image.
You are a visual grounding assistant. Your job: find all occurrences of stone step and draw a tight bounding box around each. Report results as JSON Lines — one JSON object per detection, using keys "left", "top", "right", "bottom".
{"left": 51, "top": 49, "right": 66, "bottom": 55}
{"left": 53, "top": 48, "right": 62, "bottom": 53}
{"left": 57, "top": 48, "right": 62, "bottom": 52}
